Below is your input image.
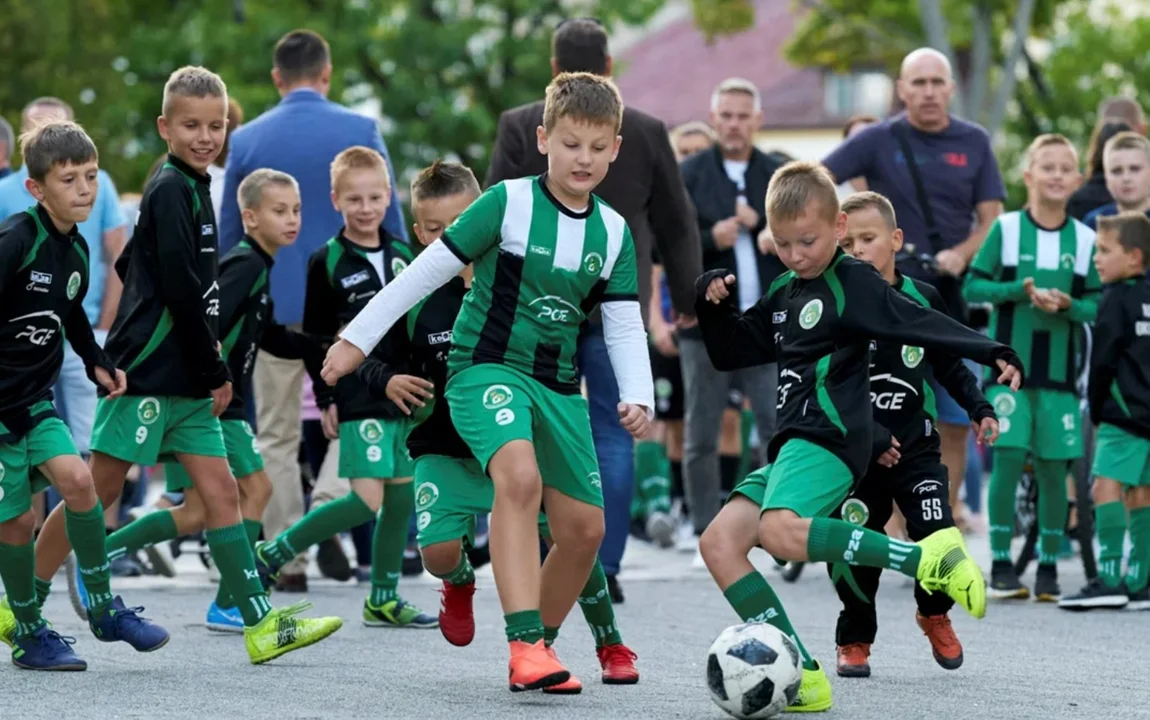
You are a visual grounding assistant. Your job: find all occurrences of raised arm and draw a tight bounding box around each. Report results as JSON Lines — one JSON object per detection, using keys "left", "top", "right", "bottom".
{"left": 693, "top": 269, "right": 777, "bottom": 372}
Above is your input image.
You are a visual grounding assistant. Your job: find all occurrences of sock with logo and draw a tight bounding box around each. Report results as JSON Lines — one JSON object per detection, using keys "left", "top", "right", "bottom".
{"left": 505, "top": 609, "right": 544, "bottom": 644}
{"left": 264, "top": 492, "right": 375, "bottom": 572}
{"left": 634, "top": 441, "right": 672, "bottom": 517}
{"left": 987, "top": 448, "right": 1027, "bottom": 562}
{"left": 807, "top": 516, "right": 922, "bottom": 576}
{"left": 0, "top": 541, "right": 47, "bottom": 637}
{"left": 65, "top": 502, "right": 114, "bottom": 617}
{"left": 206, "top": 524, "right": 271, "bottom": 626}
{"left": 104, "top": 509, "right": 178, "bottom": 562}
{"left": 370, "top": 481, "right": 415, "bottom": 607}
{"left": 215, "top": 519, "right": 263, "bottom": 610}
{"left": 723, "top": 572, "right": 816, "bottom": 671}
{"left": 577, "top": 558, "right": 622, "bottom": 648}
{"left": 1095, "top": 501, "right": 1127, "bottom": 588}
{"left": 1125, "top": 506, "right": 1150, "bottom": 593}
{"left": 34, "top": 576, "right": 51, "bottom": 608}
{"left": 1033, "top": 459, "right": 1069, "bottom": 566}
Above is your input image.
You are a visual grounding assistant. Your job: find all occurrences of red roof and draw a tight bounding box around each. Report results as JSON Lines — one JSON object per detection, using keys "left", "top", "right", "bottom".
{"left": 615, "top": 0, "right": 840, "bottom": 130}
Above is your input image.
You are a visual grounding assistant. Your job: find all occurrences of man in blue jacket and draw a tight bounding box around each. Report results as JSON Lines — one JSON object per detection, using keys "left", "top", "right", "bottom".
{"left": 219, "top": 29, "right": 407, "bottom": 590}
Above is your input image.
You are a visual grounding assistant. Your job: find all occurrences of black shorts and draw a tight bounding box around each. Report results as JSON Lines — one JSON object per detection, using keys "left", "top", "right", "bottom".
{"left": 650, "top": 346, "right": 743, "bottom": 422}
{"left": 839, "top": 453, "right": 954, "bottom": 540}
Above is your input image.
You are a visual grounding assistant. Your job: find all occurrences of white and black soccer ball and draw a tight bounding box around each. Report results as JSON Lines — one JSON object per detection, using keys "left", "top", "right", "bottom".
{"left": 706, "top": 622, "right": 802, "bottom": 719}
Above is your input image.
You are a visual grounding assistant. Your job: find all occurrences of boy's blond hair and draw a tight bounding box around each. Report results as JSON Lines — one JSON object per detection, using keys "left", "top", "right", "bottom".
{"left": 1025, "top": 133, "right": 1078, "bottom": 166}
{"left": 330, "top": 146, "right": 391, "bottom": 194}
{"left": 1103, "top": 131, "right": 1150, "bottom": 167}
{"left": 669, "top": 121, "right": 715, "bottom": 145}
{"left": 162, "top": 66, "right": 228, "bottom": 116}
{"left": 1096, "top": 212, "right": 1150, "bottom": 268}
{"left": 542, "top": 72, "right": 623, "bottom": 134}
{"left": 238, "top": 169, "right": 300, "bottom": 211}
{"left": 19, "top": 120, "right": 98, "bottom": 182}
{"left": 410, "top": 160, "right": 480, "bottom": 204}
{"left": 766, "top": 161, "right": 840, "bottom": 225}
{"left": 840, "top": 191, "right": 897, "bottom": 230}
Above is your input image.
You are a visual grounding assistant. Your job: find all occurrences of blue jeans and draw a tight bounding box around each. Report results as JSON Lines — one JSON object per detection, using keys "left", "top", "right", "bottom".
{"left": 577, "top": 324, "right": 634, "bottom": 577}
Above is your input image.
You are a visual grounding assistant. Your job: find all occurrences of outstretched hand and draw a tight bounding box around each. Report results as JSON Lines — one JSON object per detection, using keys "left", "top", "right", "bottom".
{"left": 705, "top": 274, "right": 737, "bottom": 304}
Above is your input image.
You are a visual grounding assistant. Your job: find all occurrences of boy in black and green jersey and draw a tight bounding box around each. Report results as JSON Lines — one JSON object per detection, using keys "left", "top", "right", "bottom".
{"left": 695, "top": 162, "right": 1023, "bottom": 713}
{"left": 252, "top": 146, "right": 435, "bottom": 629}
{"left": 0, "top": 120, "right": 162, "bottom": 670}
{"left": 1061, "top": 212, "right": 1150, "bottom": 611}
{"left": 359, "top": 160, "right": 639, "bottom": 692}
{"left": 325, "top": 74, "right": 655, "bottom": 692}
{"left": 30, "top": 67, "right": 342, "bottom": 665}
{"left": 90, "top": 169, "right": 318, "bottom": 632}
{"left": 964, "top": 134, "right": 1100, "bottom": 601}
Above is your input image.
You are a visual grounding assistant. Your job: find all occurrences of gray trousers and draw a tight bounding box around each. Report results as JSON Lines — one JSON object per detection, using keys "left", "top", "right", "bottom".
{"left": 679, "top": 337, "right": 777, "bottom": 535}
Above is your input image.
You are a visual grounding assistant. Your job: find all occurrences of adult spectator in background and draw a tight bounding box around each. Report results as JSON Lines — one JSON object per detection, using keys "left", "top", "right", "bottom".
{"left": 487, "top": 17, "right": 701, "bottom": 601}
{"left": 220, "top": 29, "right": 408, "bottom": 591}
{"left": 1068, "top": 100, "right": 1142, "bottom": 221}
{"left": 821, "top": 47, "right": 1005, "bottom": 527}
{"left": 670, "top": 121, "right": 716, "bottom": 161}
{"left": 839, "top": 114, "right": 879, "bottom": 194}
{"left": 208, "top": 97, "right": 244, "bottom": 219}
{"left": 0, "top": 115, "right": 13, "bottom": 179}
{"left": 677, "top": 77, "right": 783, "bottom": 553}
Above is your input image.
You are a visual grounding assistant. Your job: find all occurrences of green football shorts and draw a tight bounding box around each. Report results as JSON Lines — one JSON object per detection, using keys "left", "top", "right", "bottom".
{"left": 165, "top": 419, "right": 264, "bottom": 492}
{"left": 729, "top": 438, "right": 853, "bottom": 518}
{"left": 337, "top": 417, "right": 414, "bottom": 480}
{"left": 0, "top": 403, "right": 78, "bottom": 523}
{"left": 91, "top": 395, "right": 225, "bottom": 466}
{"left": 986, "top": 386, "right": 1083, "bottom": 460}
{"left": 446, "top": 364, "right": 602, "bottom": 508}
{"left": 1092, "top": 423, "right": 1150, "bottom": 488}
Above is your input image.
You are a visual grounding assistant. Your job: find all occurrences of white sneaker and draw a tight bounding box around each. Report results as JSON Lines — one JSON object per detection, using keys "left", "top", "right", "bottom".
{"left": 676, "top": 526, "right": 699, "bottom": 553}
{"left": 646, "top": 511, "right": 676, "bottom": 549}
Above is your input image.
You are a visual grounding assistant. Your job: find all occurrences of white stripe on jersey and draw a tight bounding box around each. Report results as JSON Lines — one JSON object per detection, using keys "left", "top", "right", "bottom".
{"left": 1036, "top": 228, "right": 1061, "bottom": 270}
{"left": 999, "top": 211, "right": 1021, "bottom": 267}
{"left": 600, "top": 204, "right": 627, "bottom": 281}
{"left": 1073, "top": 220, "right": 1096, "bottom": 276}
{"left": 553, "top": 213, "right": 587, "bottom": 272}
{"left": 500, "top": 177, "right": 534, "bottom": 257}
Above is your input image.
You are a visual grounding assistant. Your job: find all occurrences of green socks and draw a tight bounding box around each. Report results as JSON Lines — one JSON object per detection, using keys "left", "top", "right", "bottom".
{"left": 633, "top": 441, "right": 672, "bottom": 519}
{"left": 576, "top": 559, "right": 622, "bottom": 648}
{"left": 807, "top": 516, "right": 922, "bottom": 577}
{"left": 0, "top": 542, "right": 46, "bottom": 637}
{"left": 1033, "top": 459, "right": 1068, "bottom": 566}
{"left": 431, "top": 555, "right": 475, "bottom": 587}
{"left": 1096, "top": 501, "right": 1127, "bottom": 588}
{"left": 988, "top": 448, "right": 1027, "bottom": 562}
{"left": 370, "top": 482, "right": 415, "bottom": 607}
{"left": 543, "top": 625, "right": 560, "bottom": 647}
{"left": 34, "top": 577, "right": 51, "bottom": 608}
{"left": 65, "top": 502, "right": 113, "bottom": 616}
{"left": 724, "top": 572, "right": 817, "bottom": 671}
{"left": 105, "top": 509, "right": 178, "bottom": 561}
{"left": 505, "top": 609, "right": 544, "bottom": 643}
{"left": 206, "top": 524, "right": 271, "bottom": 626}
{"left": 1126, "top": 507, "right": 1150, "bottom": 593}
{"left": 215, "top": 519, "right": 263, "bottom": 610}
{"left": 263, "top": 491, "right": 376, "bottom": 571}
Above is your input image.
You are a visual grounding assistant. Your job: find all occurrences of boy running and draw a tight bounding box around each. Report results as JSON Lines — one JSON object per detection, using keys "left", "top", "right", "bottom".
{"left": 695, "top": 162, "right": 1023, "bottom": 713}
{"left": 1060, "top": 212, "right": 1150, "bottom": 610}
{"left": 0, "top": 120, "right": 163, "bottom": 669}
{"left": 828, "top": 192, "right": 1000, "bottom": 678}
{"left": 29, "top": 67, "right": 342, "bottom": 664}
{"left": 323, "top": 73, "right": 654, "bottom": 691}
{"left": 964, "top": 134, "right": 1099, "bottom": 601}
{"left": 252, "top": 146, "right": 435, "bottom": 629}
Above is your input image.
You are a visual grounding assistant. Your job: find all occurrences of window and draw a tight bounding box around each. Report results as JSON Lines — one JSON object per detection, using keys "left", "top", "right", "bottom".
{"left": 823, "top": 71, "right": 894, "bottom": 118}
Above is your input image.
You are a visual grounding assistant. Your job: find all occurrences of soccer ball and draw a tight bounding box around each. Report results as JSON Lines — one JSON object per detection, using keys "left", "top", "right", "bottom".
{"left": 706, "top": 622, "right": 802, "bottom": 719}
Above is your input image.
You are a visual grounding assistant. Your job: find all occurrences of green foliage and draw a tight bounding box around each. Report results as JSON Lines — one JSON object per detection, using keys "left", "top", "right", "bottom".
{"left": 690, "top": 0, "right": 756, "bottom": 43}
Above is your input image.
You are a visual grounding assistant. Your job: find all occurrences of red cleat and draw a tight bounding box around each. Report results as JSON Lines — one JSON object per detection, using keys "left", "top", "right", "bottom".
{"left": 438, "top": 581, "right": 476, "bottom": 647}
{"left": 597, "top": 643, "right": 640, "bottom": 684}
{"left": 916, "top": 612, "right": 963, "bottom": 670}
{"left": 508, "top": 640, "right": 569, "bottom": 691}
{"left": 542, "top": 647, "right": 583, "bottom": 694}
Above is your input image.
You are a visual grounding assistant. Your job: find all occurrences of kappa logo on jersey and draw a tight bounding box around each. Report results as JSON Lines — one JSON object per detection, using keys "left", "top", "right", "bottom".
{"left": 529, "top": 295, "right": 582, "bottom": 323}
{"left": 415, "top": 482, "right": 440, "bottom": 510}
{"left": 901, "top": 345, "right": 924, "bottom": 368}
{"left": 428, "top": 330, "right": 452, "bottom": 345}
{"left": 66, "top": 271, "right": 81, "bottom": 301}
{"left": 529, "top": 245, "right": 552, "bottom": 257}
{"left": 11, "top": 310, "right": 62, "bottom": 346}
{"left": 359, "top": 419, "right": 384, "bottom": 444}
{"left": 201, "top": 224, "right": 216, "bottom": 236}
{"left": 913, "top": 479, "right": 943, "bottom": 495}
{"left": 798, "top": 299, "right": 823, "bottom": 329}
{"left": 137, "top": 397, "right": 161, "bottom": 425}
{"left": 582, "top": 252, "right": 603, "bottom": 275}
{"left": 869, "top": 373, "right": 919, "bottom": 410}
{"left": 841, "top": 498, "right": 869, "bottom": 526}
{"left": 772, "top": 311, "right": 787, "bottom": 324}
{"left": 341, "top": 270, "right": 371, "bottom": 289}
{"left": 993, "top": 392, "right": 1016, "bottom": 416}
{"left": 391, "top": 257, "right": 408, "bottom": 276}
{"left": 27, "top": 271, "right": 52, "bottom": 294}
{"left": 482, "top": 384, "right": 513, "bottom": 410}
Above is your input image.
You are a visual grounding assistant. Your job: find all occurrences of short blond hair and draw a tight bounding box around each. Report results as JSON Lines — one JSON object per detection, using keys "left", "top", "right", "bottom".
{"left": 766, "top": 161, "right": 840, "bottom": 225}
{"left": 238, "top": 169, "right": 299, "bottom": 210}
{"left": 670, "top": 121, "right": 715, "bottom": 145}
{"left": 330, "top": 146, "right": 391, "bottom": 194}
{"left": 1103, "top": 131, "right": 1150, "bottom": 167}
{"left": 841, "top": 191, "right": 897, "bottom": 230}
{"left": 542, "top": 72, "right": 623, "bottom": 134}
{"left": 162, "top": 66, "right": 228, "bottom": 117}
{"left": 1025, "top": 133, "right": 1078, "bottom": 167}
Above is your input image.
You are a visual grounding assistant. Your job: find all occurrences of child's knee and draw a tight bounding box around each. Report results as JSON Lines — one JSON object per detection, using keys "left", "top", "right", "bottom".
{"left": 758, "top": 509, "right": 803, "bottom": 559}
{"left": 421, "top": 541, "right": 463, "bottom": 575}
{"left": 1127, "top": 485, "right": 1150, "bottom": 508}
{"left": 1093, "top": 477, "right": 1123, "bottom": 505}
{"left": 238, "top": 472, "right": 272, "bottom": 509}
{"left": 493, "top": 465, "right": 542, "bottom": 510}
{"left": 55, "top": 467, "right": 97, "bottom": 507}
{"left": 197, "top": 473, "right": 240, "bottom": 509}
{"left": 700, "top": 517, "right": 751, "bottom": 566}
{"left": 0, "top": 510, "right": 37, "bottom": 543}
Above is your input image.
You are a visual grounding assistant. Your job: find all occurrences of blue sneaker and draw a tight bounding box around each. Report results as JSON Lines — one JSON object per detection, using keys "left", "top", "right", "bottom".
{"left": 89, "top": 597, "right": 170, "bottom": 652}
{"left": 65, "top": 553, "right": 89, "bottom": 621}
{"left": 12, "top": 626, "right": 87, "bottom": 671}
{"left": 205, "top": 602, "right": 244, "bottom": 633}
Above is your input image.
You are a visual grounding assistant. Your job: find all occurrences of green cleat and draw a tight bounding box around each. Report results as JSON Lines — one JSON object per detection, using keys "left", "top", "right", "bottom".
{"left": 915, "top": 527, "right": 987, "bottom": 619}
{"left": 786, "top": 661, "right": 833, "bottom": 713}
{"left": 0, "top": 596, "right": 15, "bottom": 649}
{"left": 244, "top": 601, "right": 342, "bottom": 665}
{"left": 362, "top": 598, "right": 438, "bottom": 629}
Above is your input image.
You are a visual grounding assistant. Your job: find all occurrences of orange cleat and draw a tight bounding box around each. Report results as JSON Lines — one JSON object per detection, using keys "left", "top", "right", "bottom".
{"left": 542, "top": 647, "right": 583, "bottom": 694}
{"left": 916, "top": 612, "right": 963, "bottom": 670}
{"left": 835, "top": 642, "right": 872, "bottom": 678}
{"left": 438, "top": 581, "right": 476, "bottom": 647}
{"left": 508, "top": 639, "right": 569, "bottom": 692}
{"left": 597, "top": 643, "right": 640, "bottom": 684}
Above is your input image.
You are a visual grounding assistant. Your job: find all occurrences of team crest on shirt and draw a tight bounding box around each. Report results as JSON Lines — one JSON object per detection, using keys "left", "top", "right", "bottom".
{"left": 655, "top": 378, "right": 673, "bottom": 400}
{"left": 901, "top": 345, "right": 924, "bottom": 368}
{"left": 391, "top": 258, "right": 408, "bottom": 276}
{"left": 415, "top": 482, "right": 440, "bottom": 510}
{"left": 359, "top": 419, "right": 384, "bottom": 444}
{"left": 66, "top": 272, "right": 81, "bottom": 301}
{"left": 1060, "top": 253, "right": 1075, "bottom": 270}
{"left": 993, "top": 392, "right": 1016, "bottom": 417}
{"left": 841, "top": 498, "right": 869, "bottom": 526}
{"left": 582, "top": 252, "right": 603, "bottom": 275}
{"left": 482, "top": 384, "right": 514, "bottom": 410}
{"left": 798, "top": 299, "right": 823, "bottom": 329}
{"left": 137, "top": 398, "right": 161, "bottom": 425}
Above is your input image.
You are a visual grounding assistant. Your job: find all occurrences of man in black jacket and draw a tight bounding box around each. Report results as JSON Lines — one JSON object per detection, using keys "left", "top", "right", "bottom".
{"left": 677, "top": 78, "right": 785, "bottom": 546}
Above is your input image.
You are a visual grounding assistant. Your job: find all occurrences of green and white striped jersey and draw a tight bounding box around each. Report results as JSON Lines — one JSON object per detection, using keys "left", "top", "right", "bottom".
{"left": 439, "top": 175, "right": 639, "bottom": 393}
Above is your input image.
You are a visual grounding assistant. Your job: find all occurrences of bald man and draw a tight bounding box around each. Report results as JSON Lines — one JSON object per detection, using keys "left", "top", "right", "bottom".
{"left": 821, "top": 47, "right": 1006, "bottom": 529}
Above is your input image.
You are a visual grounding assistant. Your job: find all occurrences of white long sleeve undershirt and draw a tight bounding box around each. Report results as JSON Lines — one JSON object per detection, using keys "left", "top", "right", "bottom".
{"left": 601, "top": 299, "right": 655, "bottom": 416}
